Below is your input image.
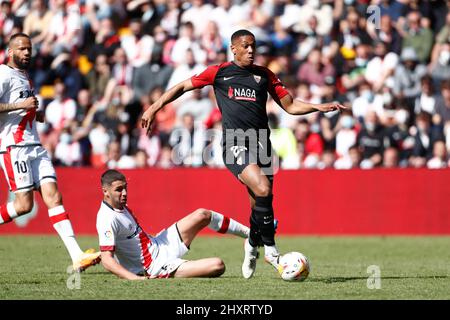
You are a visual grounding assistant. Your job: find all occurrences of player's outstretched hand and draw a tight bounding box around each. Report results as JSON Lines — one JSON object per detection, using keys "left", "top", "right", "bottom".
{"left": 19, "top": 96, "right": 39, "bottom": 110}
{"left": 317, "top": 101, "right": 346, "bottom": 113}
{"left": 141, "top": 107, "right": 156, "bottom": 135}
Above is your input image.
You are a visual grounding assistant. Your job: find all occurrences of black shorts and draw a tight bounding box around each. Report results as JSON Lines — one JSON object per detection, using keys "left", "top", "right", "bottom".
{"left": 222, "top": 134, "right": 275, "bottom": 181}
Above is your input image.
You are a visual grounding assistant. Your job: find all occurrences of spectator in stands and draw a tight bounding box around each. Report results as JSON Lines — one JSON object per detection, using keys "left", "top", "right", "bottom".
{"left": 356, "top": 110, "right": 386, "bottom": 168}
{"left": 430, "top": 41, "right": 450, "bottom": 85}
{"left": 430, "top": 12, "right": 450, "bottom": 65}
{"left": 54, "top": 126, "right": 82, "bottom": 167}
{"left": 382, "top": 147, "right": 400, "bottom": 168}
{"left": 134, "top": 149, "right": 150, "bottom": 168}
{"left": 294, "top": 14, "right": 331, "bottom": 61}
{"left": 427, "top": 140, "right": 448, "bottom": 169}
{"left": 120, "top": 18, "right": 154, "bottom": 68}
{"left": 410, "top": 111, "right": 445, "bottom": 167}
{"left": 351, "top": 81, "right": 378, "bottom": 122}
{"left": 268, "top": 112, "right": 299, "bottom": 170}
{"left": 367, "top": 14, "right": 402, "bottom": 55}
{"left": 85, "top": 53, "right": 111, "bottom": 102}
{"left": 294, "top": 118, "right": 324, "bottom": 167}
{"left": 334, "top": 145, "right": 362, "bottom": 169}
{"left": 200, "top": 21, "right": 225, "bottom": 65}
{"left": 166, "top": 48, "right": 206, "bottom": 106}
{"left": 170, "top": 22, "right": 206, "bottom": 66}
{"left": 106, "top": 140, "right": 136, "bottom": 169}
{"left": 341, "top": 43, "right": 372, "bottom": 95}
{"left": 176, "top": 88, "right": 213, "bottom": 125}
{"left": 317, "top": 149, "right": 336, "bottom": 169}
{"left": 87, "top": 17, "right": 121, "bottom": 61}
{"left": 393, "top": 47, "right": 428, "bottom": 113}
{"left": 0, "top": 0, "right": 21, "bottom": 40}
{"left": 156, "top": 145, "right": 175, "bottom": 169}
{"left": 23, "top": 0, "right": 53, "bottom": 51}
{"left": 336, "top": 8, "right": 371, "bottom": 62}
{"left": 43, "top": 0, "right": 81, "bottom": 56}
{"left": 434, "top": 80, "right": 450, "bottom": 125}
{"left": 131, "top": 26, "right": 174, "bottom": 102}
{"left": 415, "top": 75, "right": 437, "bottom": 115}
{"left": 335, "top": 112, "right": 358, "bottom": 160}
{"left": 169, "top": 113, "right": 205, "bottom": 167}
{"left": 399, "top": 11, "right": 434, "bottom": 64}
{"left": 160, "top": 0, "right": 182, "bottom": 38}
{"left": 297, "top": 47, "right": 335, "bottom": 91}
{"left": 180, "top": 0, "right": 213, "bottom": 38}
{"left": 365, "top": 41, "right": 399, "bottom": 92}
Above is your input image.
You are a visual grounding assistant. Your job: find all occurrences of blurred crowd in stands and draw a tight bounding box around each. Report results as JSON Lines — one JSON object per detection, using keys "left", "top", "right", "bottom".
{"left": 1, "top": 0, "right": 450, "bottom": 170}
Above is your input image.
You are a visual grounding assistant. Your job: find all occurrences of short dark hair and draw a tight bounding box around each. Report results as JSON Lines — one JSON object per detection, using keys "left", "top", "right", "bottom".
{"left": 8, "top": 33, "right": 30, "bottom": 46}
{"left": 231, "top": 29, "right": 255, "bottom": 43}
{"left": 101, "top": 169, "right": 126, "bottom": 187}
{"left": 441, "top": 79, "right": 450, "bottom": 91}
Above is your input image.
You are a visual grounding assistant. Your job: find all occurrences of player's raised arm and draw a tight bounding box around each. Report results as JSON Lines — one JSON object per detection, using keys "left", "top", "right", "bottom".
{"left": 279, "top": 94, "right": 346, "bottom": 115}
{"left": 100, "top": 251, "right": 146, "bottom": 280}
{"left": 141, "top": 78, "right": 195, "bottom": 135}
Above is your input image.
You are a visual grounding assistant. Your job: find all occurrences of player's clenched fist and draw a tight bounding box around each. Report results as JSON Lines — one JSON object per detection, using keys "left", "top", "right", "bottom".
{"left": 19, "top": 96, "right": 39, "bottom": 110}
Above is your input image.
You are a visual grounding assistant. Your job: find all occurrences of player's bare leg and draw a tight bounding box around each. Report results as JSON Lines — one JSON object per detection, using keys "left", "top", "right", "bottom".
{"left": 39, "top": 181, "right": 101, "bottom": 272}
{"left": 0, "top": 190, "right": 34, "bottom": 224}
{"left": 173, "top": 208, "right": 248, "bottom": 277}
{"left": 239, "top": 164, "right": 280, "bottom": 278}
{"left": 173, "top": 258, "right": 225, "bottom": 278}
{"left": 176, "top": 208, "right": 249, "bottom": 247}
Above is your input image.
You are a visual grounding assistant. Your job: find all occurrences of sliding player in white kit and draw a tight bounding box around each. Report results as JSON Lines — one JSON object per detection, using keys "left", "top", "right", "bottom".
{"left": 0, "top": 33, "right": 101, "bottom": 272}
{"left": 97, "top": 169, "right": 250, "bottom": 279}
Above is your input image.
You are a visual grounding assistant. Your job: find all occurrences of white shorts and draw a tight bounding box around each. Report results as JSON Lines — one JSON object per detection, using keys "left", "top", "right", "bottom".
{"left": 147, "top": 223, "right": 189, "bottom": 278}
{"left": 0, "top": 145, "right": 56, "bottom": 192}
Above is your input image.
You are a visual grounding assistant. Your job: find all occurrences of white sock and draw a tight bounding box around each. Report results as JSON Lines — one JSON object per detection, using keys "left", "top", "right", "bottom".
{"left": 49, "top": 206, "right": 83, "bottom": 262}
{"left": 264, "top": 245, "right": 280, "bottom": 257}
{"left": 209, "top": 211, "right": 249, "bottom": 238}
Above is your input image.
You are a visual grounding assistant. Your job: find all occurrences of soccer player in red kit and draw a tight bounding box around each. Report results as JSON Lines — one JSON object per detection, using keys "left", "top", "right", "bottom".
{"left": 141, "top": 29, "right": 345, "bottom": 278}
{"left": 0, "top": 33, "right": 100, "bottom": 272}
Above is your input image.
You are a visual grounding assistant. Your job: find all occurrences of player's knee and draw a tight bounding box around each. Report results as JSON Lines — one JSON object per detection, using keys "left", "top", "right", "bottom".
{"left": 46, "top": 191, "right": 62, "bottom": 208}
{"left": 209, "top": 258, "right": 225, "bottom": 277}
{"left": 15, "top": 200, "right": 33, "bottom": 215}
{"left": 253, "top": 183, "right": 271, "bottom": 197}
{"left": 193, "top": 208, "right": 211, "bottom": 225}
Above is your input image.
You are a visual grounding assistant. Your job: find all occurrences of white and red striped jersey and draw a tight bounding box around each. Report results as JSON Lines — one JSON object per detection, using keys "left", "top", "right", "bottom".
{"left": 0, "top": 64, "right": 40, "bottom": 152}
{"left": 96, "top": 201, "right": 159, "bottom": 275}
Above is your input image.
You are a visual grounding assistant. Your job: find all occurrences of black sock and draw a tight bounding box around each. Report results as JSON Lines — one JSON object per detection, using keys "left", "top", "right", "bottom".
{"left": 248, "top": 212, "right": 262, "bottom": 247}
{"left": 252, "top": 195, "right": 275, "bottom": 246}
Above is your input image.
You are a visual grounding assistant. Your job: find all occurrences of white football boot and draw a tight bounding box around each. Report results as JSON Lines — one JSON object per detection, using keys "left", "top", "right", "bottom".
{"left": 242, "top": 239, "right": 259, "bottom": 279}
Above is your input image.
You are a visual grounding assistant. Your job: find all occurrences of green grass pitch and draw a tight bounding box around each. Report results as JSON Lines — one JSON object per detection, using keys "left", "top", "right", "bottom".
{"left": 0, "top": 235, "right": 449, "bottom": 300}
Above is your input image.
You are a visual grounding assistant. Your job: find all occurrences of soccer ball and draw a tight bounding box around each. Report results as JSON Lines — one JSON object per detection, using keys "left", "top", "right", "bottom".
{"left": 278, "top": 251, "right": 310, "bottom": 282}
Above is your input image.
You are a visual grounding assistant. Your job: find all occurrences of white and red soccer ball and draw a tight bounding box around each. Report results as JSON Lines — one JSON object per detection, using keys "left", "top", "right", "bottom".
{"left": 278, "top": 251, "right": 310, "bottom": 282}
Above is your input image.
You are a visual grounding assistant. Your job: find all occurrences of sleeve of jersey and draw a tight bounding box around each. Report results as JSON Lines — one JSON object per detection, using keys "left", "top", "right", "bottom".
{"left": 266, "top": 68, "right": 290, "bottom": 106}
{"left": 0, "top": 72, "right": 8, "bottom": 97}
{"left": 97, "top": 215, "right": 117, "bottom": 252}
{"left": 190, "top": 65, "right": 220, "bottom": 88}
